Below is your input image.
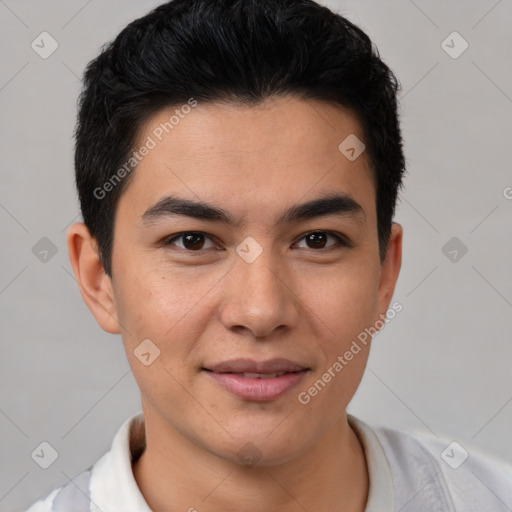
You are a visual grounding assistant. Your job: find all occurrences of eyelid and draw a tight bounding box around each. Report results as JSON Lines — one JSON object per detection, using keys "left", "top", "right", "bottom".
{"left": 163, "top": 231, "right": 220, "bottom": 250}
{"left": 163, "top": 230, "right": 351, "bottom": 251}
{"left": 292, "top": 230, "right": 352, "bottom": 249}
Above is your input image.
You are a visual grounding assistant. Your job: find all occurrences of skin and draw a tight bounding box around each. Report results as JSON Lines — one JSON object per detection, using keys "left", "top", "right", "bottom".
{"left": 68, "top": 96, "right": 402, "bottom": 512}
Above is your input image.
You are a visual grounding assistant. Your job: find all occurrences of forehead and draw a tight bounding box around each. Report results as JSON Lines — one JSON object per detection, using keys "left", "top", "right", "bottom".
{"left": 118, "top": 96, "right": 375, "bottom": 226}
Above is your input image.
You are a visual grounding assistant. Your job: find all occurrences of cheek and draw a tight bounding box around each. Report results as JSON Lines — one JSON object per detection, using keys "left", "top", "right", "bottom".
{"left": 115, "top": 263, "right": 185, "bottom": 329}
{"left": 114, "top": 264, "right": 222, "bottom": 366}
{"left": 298, "top": 270, "right": 377, "bottom": 418}
{"left": 305, "top": 259, "right": 380, "bottom": 350}
{"left": 113, "top": 268, "right": 208, "bottom": 416}
{"left": 298, "top": 347, "right": 370, "bottom": 436}
{"left": 298, "top": 265, "right": 378, "bottom": 408}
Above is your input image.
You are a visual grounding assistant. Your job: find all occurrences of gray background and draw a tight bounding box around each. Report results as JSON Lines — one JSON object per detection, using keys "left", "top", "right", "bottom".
{"left": 1, "top": 0, "right": 511, "bottom": 510}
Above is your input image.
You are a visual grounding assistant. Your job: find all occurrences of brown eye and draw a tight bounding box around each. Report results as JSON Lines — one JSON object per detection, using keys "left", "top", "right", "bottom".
{"left": 295, "top": 231, "right": 349, "bottom": 250}
{"left": 305, "top": 232, "right": 328, "bottom": 249}
{"left": 182, "top": 233, "right": 205, "bottom": 250}
{"left": 165, "top": 232, "right": 217, "bottom": 251}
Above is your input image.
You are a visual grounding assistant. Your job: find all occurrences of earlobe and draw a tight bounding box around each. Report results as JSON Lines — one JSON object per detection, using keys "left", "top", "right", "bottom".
{"left": 66, "top": 222, "right": 121, "bottom": 334}
{"left": 377, "top": 222, "right": 403, "bottom": 318}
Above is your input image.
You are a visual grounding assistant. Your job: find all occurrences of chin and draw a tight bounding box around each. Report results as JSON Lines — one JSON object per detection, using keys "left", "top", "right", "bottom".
{"left": 206, "top": 425, "right": 312, "bottom": 468}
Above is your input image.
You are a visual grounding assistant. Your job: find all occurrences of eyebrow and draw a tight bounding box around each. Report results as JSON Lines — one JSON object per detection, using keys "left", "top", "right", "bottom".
{"left": 140, "top": 192, "right": 366, "bottom": 227}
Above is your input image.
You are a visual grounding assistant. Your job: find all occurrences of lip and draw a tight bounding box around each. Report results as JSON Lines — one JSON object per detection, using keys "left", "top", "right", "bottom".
{"left": 202, "top": 358, "right": 310, "bottom": 402}
{"left": 204, "top": 358, "right": 309, "bottom": 374}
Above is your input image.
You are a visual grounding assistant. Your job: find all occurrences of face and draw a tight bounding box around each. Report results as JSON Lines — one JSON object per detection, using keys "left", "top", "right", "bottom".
{"left": 85, "top": 97, "right": 401, "bottom": 465}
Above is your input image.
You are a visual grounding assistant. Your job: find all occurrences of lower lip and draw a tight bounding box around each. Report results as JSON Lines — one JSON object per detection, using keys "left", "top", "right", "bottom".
{"left": 204, "top": 371, "right": 308, "bottom": 401}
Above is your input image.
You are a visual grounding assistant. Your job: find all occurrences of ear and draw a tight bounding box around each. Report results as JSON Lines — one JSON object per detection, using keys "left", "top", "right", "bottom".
{"left": 376, "top": 222, "right": 403, "bottom": 320}
{"left": 67, "top": 222, "right": 121, "bottom": 334}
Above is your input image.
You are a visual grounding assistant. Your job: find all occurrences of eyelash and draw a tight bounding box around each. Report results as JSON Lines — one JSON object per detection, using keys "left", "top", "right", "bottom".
{"left": 162, "top": 231, "right": 351, "bottom": 252}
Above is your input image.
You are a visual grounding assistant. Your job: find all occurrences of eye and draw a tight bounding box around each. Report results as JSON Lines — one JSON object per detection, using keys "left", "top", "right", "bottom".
{"left": 162, "top": 230, "right": 350, "bottom": 252}
{"left": 294, "top": 231, "right": 350, "bottom": 250}
{"left": 164, "top": 231, "right": 219, "bottom": 251}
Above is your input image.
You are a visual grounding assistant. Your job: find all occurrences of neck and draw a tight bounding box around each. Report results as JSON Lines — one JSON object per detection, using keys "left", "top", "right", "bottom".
{"left": 133, "top": 408, "right": 368, "bottom": 512}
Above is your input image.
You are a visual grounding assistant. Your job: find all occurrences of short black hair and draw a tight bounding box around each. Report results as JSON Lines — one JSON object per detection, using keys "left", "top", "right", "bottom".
{"left": 75, "top": 0, "right": 405, "bottom": 277}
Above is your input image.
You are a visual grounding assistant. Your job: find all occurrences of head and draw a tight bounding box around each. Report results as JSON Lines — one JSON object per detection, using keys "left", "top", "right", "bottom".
{"left": 68, "top": 0, "right": 404, "bottom": 466}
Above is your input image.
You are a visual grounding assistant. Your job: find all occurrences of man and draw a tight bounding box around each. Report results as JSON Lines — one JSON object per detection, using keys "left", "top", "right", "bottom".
{"left": 27, "top": 0, "right": 512, "bottom": 510}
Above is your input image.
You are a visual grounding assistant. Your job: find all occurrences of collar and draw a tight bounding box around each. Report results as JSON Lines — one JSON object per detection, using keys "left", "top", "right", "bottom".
{"left": 90, "top": 412, "right": 394, "bottom": 512}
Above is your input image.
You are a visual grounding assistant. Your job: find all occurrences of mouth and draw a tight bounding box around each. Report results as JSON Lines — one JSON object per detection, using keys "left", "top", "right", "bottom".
{"left": 202, "top": 358, "right": 310, "bottom": 402}
{"left": 223, "top": 371, "right": 290, "bottom": 379}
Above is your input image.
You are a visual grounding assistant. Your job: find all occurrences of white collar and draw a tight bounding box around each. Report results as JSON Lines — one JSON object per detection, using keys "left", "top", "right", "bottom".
{"left": 90, "top": 412, "right": 394, "bottom": 512}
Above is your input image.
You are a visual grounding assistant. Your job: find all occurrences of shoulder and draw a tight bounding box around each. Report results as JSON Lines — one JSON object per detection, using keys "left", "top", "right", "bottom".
{"left": 369, "top": 420, "right": 512, "bottom": 511}
{"left": 25, "top": 488, "right": 61, "bottom": 512}
{"left": 25, "top": 469, "right": 94, "bottom": 512}
{"left": 24, "top": 412, "right": 146, "bottom": 512}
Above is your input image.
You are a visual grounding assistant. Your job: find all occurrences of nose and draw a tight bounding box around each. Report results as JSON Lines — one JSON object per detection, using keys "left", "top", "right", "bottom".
{"left": 219, "top": 248, "right": 300, "bottom": 339}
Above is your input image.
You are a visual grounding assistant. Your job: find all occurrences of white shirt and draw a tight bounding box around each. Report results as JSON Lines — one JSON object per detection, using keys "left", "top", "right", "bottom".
{"left": 26, "top": 412, "right": 512, "bottom": 511}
